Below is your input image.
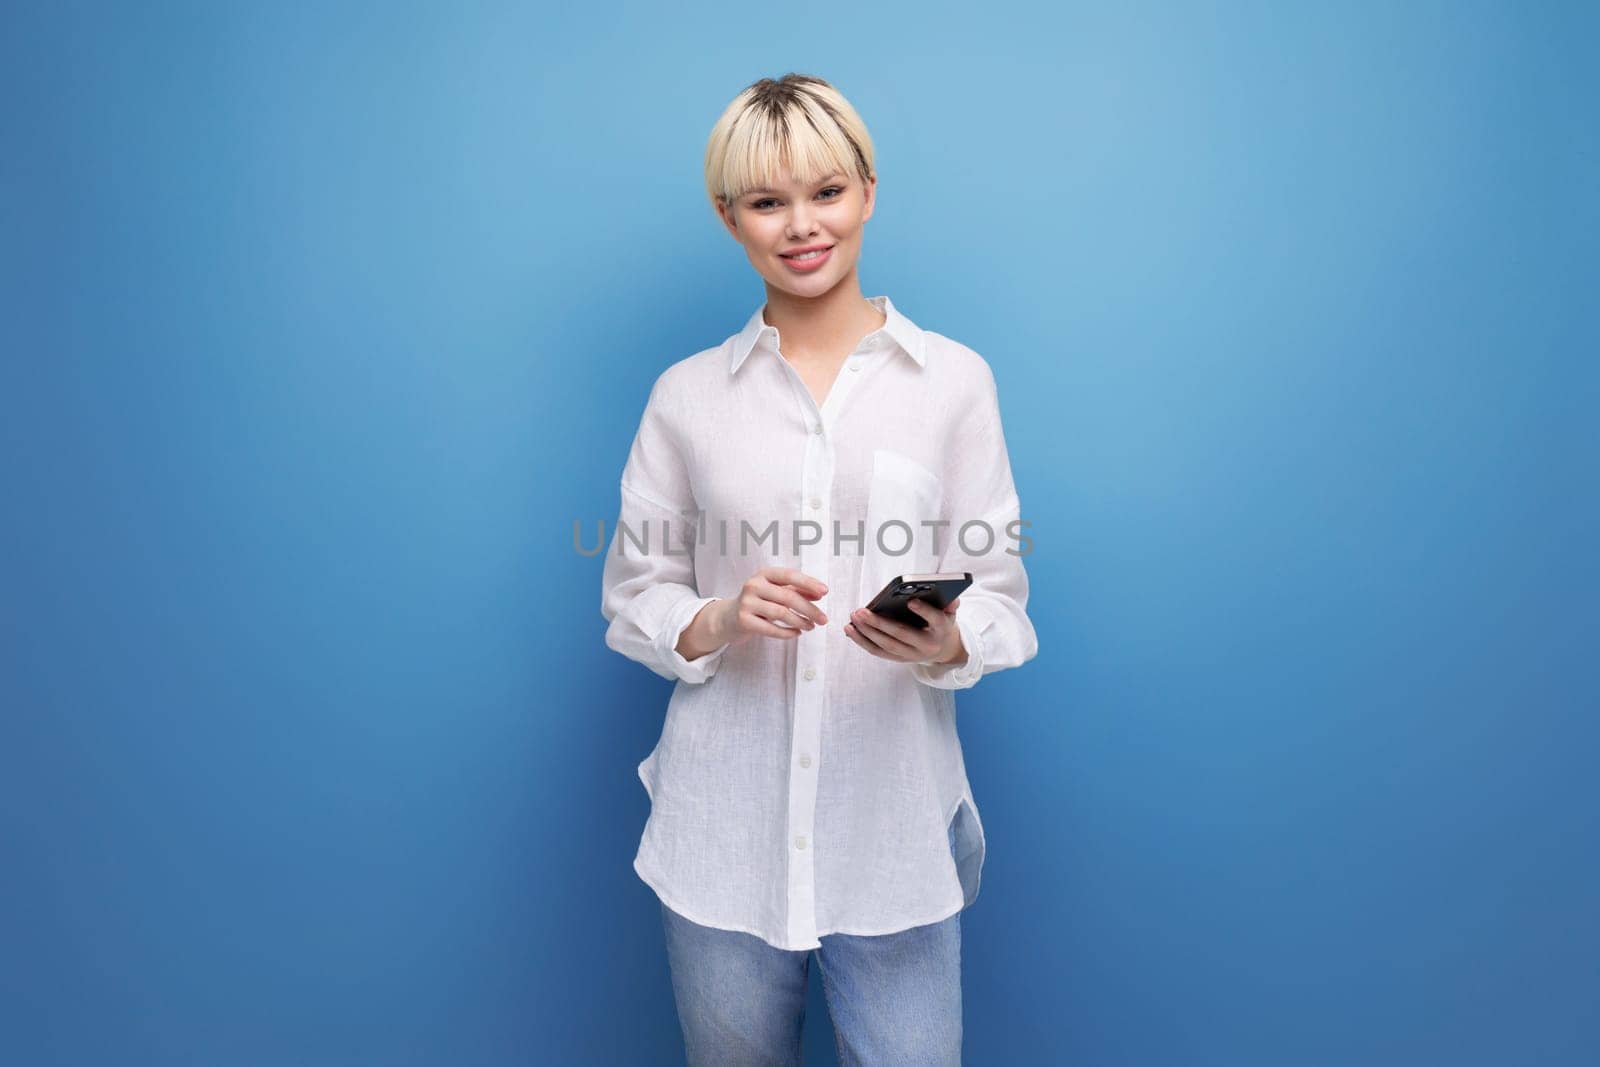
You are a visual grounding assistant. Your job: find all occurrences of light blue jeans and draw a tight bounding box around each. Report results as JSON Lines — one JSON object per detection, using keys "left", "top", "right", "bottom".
{"left": 658, "top": 823, "right": 963, "bottom": 1066}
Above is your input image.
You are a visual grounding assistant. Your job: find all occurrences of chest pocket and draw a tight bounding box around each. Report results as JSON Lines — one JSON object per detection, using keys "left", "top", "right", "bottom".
{"left": 858, "top": 448, "right": 944, "bottom": 610}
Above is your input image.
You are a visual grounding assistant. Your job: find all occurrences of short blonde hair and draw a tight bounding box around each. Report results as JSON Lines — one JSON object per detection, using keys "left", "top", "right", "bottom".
{"left": 704, "top": 73, "right": 876, "bottom": 217}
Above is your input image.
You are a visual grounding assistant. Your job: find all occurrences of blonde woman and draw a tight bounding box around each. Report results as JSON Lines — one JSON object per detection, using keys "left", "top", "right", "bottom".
{"left": 600, "top": 73, "right": 1038, "bottom": 1065}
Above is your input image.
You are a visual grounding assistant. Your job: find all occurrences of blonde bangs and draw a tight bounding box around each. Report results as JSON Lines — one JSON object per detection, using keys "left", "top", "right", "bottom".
{"left": 705, "top": 74, "right": 875, "bottom": 213}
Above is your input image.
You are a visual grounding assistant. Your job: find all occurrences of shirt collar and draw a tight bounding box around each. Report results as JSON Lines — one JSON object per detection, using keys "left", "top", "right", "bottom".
{"left": 728, "top": 294, "right": 927, "bottom": 375}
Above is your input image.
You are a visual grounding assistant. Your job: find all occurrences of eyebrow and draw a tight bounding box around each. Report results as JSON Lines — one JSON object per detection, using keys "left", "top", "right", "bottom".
{"left": 746, "top": 174, "right": 847, "bottom": 195}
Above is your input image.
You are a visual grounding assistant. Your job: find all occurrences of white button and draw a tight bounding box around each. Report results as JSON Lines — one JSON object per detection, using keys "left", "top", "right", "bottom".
{"left": 848, "top": 362, "right": 861, "bottom": 372}
{"left": 812, "top": 424, "right": 823, "bottom": 435}
{"left": 794, "top": 835, "right": 807, "bottom": 850}
{"left": 809, "top": 497, "right": 821, "bottom": 509}
{"left": 803, "top": 666, "right": 816, "bottom": 681}
{"left": 799, "top": 754, "right": 812, "bottom": 768}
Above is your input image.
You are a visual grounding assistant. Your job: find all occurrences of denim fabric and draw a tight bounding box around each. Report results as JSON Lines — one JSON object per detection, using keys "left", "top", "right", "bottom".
{"left": 658, "top": 821, "right": 963, "bottom": 1066}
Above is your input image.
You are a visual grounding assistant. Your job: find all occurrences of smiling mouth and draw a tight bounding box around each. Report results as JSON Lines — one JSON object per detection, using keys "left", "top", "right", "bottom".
{"left": 780, "top": 246, "right": 833, "bottom": 260}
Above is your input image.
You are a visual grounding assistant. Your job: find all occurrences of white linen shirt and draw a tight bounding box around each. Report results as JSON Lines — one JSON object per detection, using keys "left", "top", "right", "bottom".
{"left": 599, "top": 293, "right": 1038, "bottom": 950}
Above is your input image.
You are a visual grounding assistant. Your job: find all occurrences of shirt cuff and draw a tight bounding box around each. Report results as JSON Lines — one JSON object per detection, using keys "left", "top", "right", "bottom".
{"left": 907, "top": 607, "right": 989, "bottom": 690}
{"left": 654, "top": 594, "right": 731, "bottom": 685}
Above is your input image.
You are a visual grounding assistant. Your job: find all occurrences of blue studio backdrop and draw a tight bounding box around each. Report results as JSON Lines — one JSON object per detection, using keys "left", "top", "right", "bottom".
{"left": 3, "top": 3, "right": 1595, "bottom": 1065}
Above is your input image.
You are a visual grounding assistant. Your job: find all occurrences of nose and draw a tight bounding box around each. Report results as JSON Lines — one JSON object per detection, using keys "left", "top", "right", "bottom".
{"left": 786, "top": 202, "right": 818, "bottom": 239}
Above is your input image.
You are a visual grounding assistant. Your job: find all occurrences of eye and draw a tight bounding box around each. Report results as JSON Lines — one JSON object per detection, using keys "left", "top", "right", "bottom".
{"left": 750, "top": 186, "right": 845, "bottom": 211}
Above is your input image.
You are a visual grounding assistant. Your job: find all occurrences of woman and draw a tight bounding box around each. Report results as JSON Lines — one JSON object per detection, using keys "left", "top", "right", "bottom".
{"left": 600, "top": 73, "right": 1038, "bottom": 1066}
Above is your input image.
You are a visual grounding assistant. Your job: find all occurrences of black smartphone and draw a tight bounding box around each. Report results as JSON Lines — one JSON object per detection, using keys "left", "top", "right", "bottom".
{"left": 864, "top": 572, "right": 973, "bottom": 629}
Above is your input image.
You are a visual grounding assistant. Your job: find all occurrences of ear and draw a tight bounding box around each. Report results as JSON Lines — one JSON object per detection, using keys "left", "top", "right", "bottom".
{"left": 716, "top": 199, "right": 742, "bottom": 242}
{"left": 861, "top": 176, "right": 877, "bottom": 223}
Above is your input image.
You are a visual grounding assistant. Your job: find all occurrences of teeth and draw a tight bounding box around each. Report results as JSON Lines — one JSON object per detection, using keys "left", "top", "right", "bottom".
{"left": 787, "top": 248, "right": 826, "bottom": 260}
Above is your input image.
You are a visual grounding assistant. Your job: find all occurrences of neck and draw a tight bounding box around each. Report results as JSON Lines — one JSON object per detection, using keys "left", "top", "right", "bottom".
{"left": 760, "top": 271, "right": 886, "bottom": 361}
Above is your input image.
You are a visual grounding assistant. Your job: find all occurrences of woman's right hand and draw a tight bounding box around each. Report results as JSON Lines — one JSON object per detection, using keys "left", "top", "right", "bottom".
{"left": 711, "top": 566, "right": 830, "bottom": 645}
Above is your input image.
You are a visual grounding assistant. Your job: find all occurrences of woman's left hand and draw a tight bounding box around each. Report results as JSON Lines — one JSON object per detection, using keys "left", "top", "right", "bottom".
{"left": 845, "top": 597, "right": 966, "bottom": 666}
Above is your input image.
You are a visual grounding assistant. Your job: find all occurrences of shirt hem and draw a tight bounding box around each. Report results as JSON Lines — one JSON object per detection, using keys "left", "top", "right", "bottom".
{"left": 636, "top": 855, "right": 968, "bottom": 952}
{"left": 811, "top": 899, "right": 970, "bottom": 941}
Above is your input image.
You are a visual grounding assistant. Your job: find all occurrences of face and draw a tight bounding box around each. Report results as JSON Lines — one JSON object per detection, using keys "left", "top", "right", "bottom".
{"left": 717, "top": 169, "right": 876, "bottom": 297}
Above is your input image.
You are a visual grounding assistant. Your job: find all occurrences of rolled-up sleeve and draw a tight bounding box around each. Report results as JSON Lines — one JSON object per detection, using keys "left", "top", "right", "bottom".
{"left": 909, "top": 362, "right": 1039, "bottom": 690}
{"left": 600, "top": 376, "right": 731, "bottom": 685}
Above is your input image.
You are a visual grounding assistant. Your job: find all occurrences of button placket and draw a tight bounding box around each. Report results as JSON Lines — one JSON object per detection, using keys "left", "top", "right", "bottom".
{"left": 776, "top": 335, "right": 884, "bottom": 949}
{"left": 785, "top": 414, "right": 832, "bottom": 949}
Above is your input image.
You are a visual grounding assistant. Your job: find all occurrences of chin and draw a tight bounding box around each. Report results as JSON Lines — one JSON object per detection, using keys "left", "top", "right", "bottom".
{"left": 779, "top": 275, "right": 840, "bottom": 297}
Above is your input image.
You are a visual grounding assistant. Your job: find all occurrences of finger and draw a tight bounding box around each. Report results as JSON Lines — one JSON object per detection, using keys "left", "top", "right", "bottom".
{"left": 850, "top": 612, "right": 924, "bottom": 660}
{"left": 905, "top": 598, "right": 947, "bottom": 636}
{"left": 778, "top": 587, "right": 828, "bottom": 626}
{"left": 750, "top": 579, "right": 817, "bottom": 628}
{"left": 748, "top": 594, "right": 816, "bottom": 631}
{"left": 859, "top": 622, "right": 921, "bottom": 660}
{"left": 770, "top": 567, "right": 829, "bottom": 600}
{"left": 741, "top": 610, "right": 801, "bottom": 640}
{"left": 844, "top": 622, "right": 891, "bottom": 659}
{"left": 945, "top": 596, "right": 961, "bottom": 613}
{"left": 856, "top": 606, "right": 935, "bottom": 654}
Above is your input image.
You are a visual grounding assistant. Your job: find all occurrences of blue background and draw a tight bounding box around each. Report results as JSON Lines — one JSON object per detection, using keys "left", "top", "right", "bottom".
{"left": 3, "top": 3, "right": 1595, "bottom": 1064}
